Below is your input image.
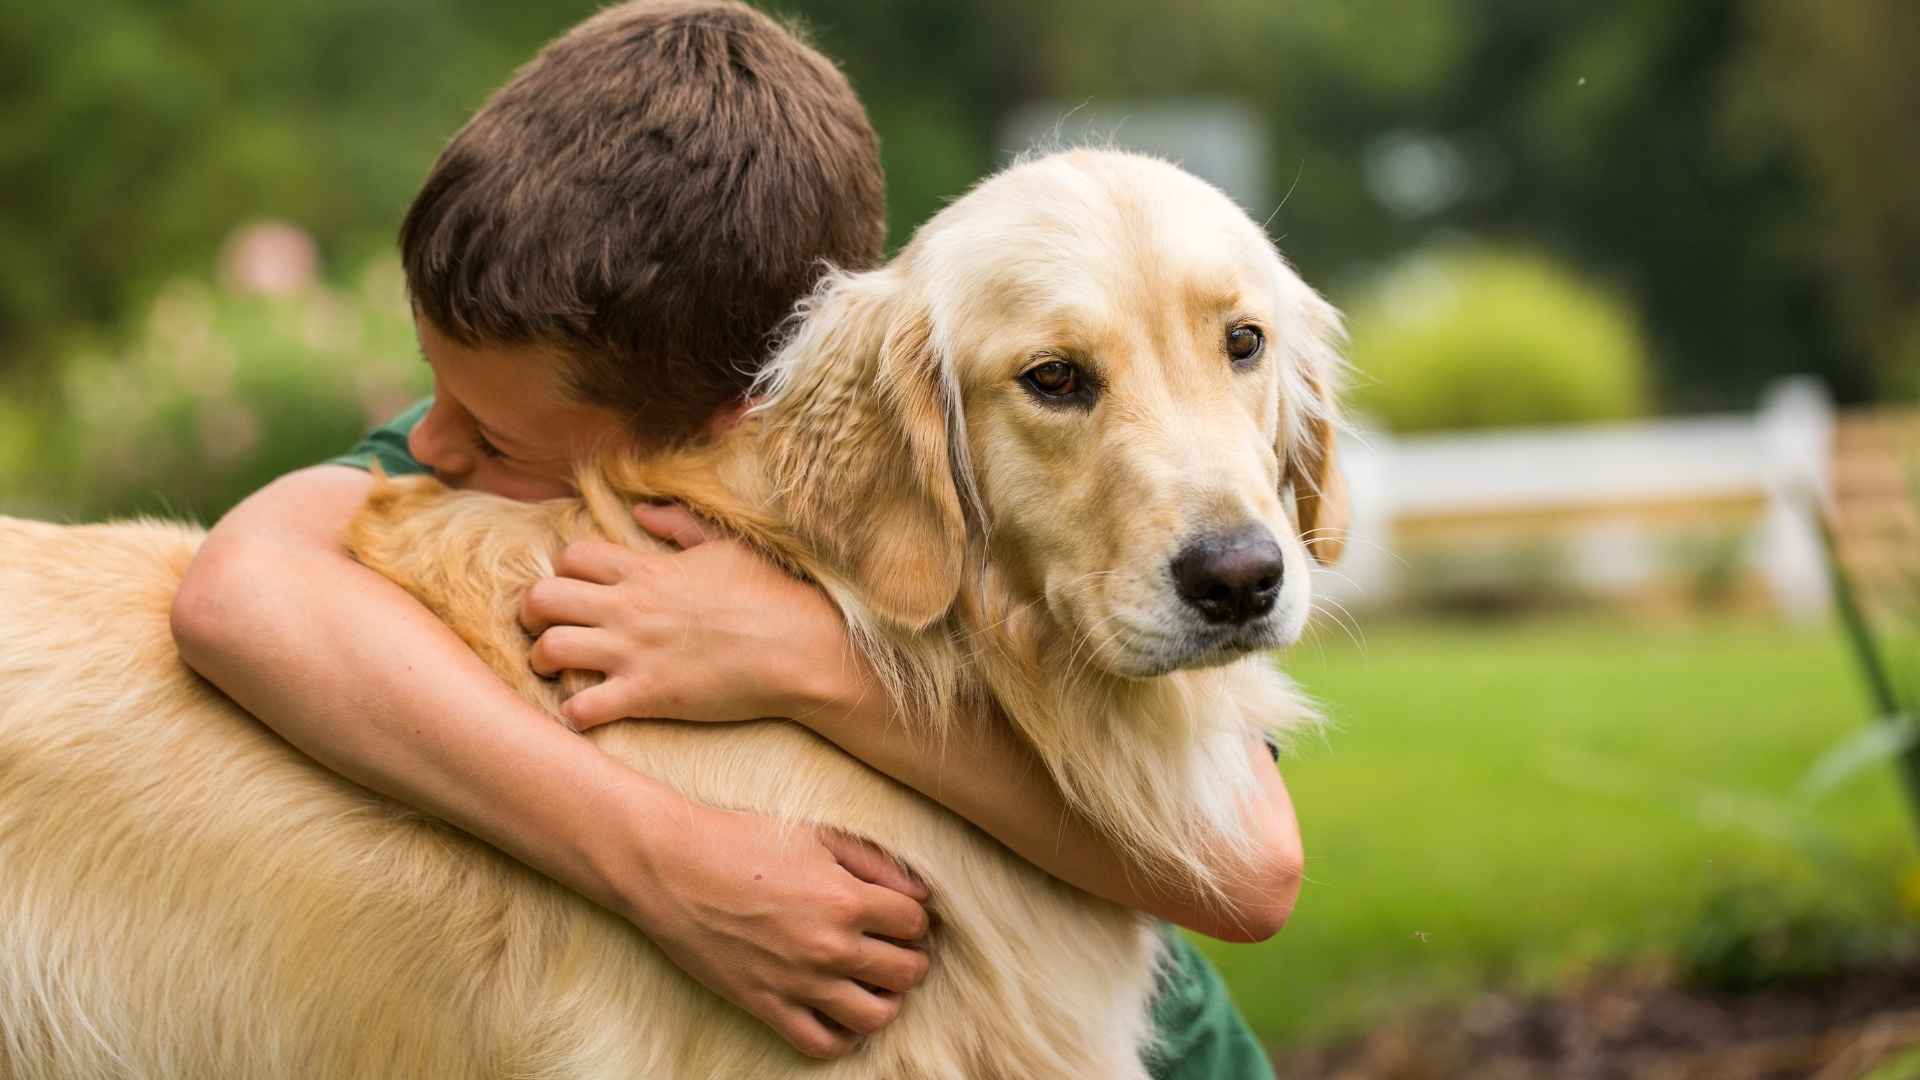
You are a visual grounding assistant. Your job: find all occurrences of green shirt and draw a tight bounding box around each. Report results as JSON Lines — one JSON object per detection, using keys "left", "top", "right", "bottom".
{"left": 327, "top": 398, "right": 433, "bottom": 476}
{"left": 333, "top": 401, "right": 1273, "bottom": 1079}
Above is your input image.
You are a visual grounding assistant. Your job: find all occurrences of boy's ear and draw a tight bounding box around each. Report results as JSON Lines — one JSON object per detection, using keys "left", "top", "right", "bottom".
{"left": 1281, "top": 294, "right": 1349, "bottom": 567}
{"left": 757, "top": 270, "right": 967, "bottom": 631}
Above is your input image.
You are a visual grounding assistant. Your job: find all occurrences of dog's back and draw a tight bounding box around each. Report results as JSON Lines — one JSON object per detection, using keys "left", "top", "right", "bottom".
{"left": 0, "top": 513, "right": 1161, "bottom": 1079}
{"left": 0, "top": 517, "right": 584, "bottom": 1076}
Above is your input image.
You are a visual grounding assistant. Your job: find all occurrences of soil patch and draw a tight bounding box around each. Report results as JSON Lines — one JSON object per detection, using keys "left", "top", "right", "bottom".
{"left": 1270, "top": 965, "right": 1920, "bottom": 1079}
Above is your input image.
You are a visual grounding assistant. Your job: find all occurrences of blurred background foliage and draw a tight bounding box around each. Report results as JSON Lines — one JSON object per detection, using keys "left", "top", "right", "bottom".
{"left": 4, "top": 1, "right": 1919, "bottom": 518}
{"left": 0, "top": 257, "right": 423, "bottom": 521}
{"left": 1344, "top": 246, "right": 1649, "bottom": 432}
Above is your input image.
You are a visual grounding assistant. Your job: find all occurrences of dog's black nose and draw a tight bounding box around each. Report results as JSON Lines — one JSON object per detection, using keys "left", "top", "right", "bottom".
{"left": 1171, "top": 526, "right": 1284, "bottom": 625}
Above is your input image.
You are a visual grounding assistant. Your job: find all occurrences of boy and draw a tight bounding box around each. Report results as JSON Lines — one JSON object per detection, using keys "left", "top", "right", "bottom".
{"left": 170, "top": 2, "right": 1295, "bottom": 1074}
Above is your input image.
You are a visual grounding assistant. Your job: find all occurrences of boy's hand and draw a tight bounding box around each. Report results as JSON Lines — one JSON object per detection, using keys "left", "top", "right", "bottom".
{"left": 519, "top": 503, "right": 863, "bottom": 731}
{"left": 612, "top": 798, "right": 932, "bottom": 1058}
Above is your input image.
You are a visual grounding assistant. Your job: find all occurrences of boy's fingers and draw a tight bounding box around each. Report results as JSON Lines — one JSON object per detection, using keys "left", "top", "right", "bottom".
{"left": 855, "top": 884, "right": 930, "bottom": 943}
{"left": 519, "top": 576, "right": 609, "bottom": 634}
{"left": 849, "top": 940, "right": 931, "bottom": 994}
{"left": 633, "top": 502, "right": 712, "bottom": 549}
{"left": 813, "top": 980, "right": 901, "bottom": 1037}
{"left": 769, "top": 1005, "right": 860, "bottom": 1060}
{"left": 554, "top": 540, "right": 633, "bottom": 585}
{"left": 558, "top": 680, "right": 632, "bottom": 731}
{"left": 529, "top": 626, "right": 620, "bottom": 680}
{"left": 821, "top": 832, "right": 929, "bottom": 902}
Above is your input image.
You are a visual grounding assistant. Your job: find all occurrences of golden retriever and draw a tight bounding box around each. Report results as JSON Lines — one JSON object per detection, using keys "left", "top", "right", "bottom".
{"left": 0, "top": 149, "right": 1346, "bottom": 1079}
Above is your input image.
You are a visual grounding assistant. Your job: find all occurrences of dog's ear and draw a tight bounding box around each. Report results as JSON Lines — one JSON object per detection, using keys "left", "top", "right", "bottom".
{"left": 756, "top": 269, "right": 968, "bottom": 631}
{"left": 1282, "top": 295, "right": 1349, "bottom": 566}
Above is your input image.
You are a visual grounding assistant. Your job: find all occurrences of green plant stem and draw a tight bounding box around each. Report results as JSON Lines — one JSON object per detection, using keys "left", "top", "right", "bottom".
{"left": 1813, "top": 503, "right": 1920, "bottom": 831}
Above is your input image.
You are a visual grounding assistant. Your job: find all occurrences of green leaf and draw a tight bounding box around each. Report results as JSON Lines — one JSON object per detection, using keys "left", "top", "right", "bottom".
{"left": 1799, "top": 713, "right": 1920, "bottom": 804}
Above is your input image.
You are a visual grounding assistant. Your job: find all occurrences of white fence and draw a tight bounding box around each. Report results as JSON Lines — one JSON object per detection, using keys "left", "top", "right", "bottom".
{"left": 1318, "top": 378, "right": 1836, "bottom": 619}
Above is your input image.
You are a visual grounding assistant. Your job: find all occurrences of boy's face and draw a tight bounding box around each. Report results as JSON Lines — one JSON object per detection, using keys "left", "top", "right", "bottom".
{"left": 410, "top": 316, "right": 631, "bottom": 501}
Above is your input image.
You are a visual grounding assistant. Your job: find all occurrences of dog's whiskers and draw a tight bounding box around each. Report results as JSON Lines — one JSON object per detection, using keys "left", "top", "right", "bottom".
{"left": 1309, "top": 566, "right": 1365, "bottom": 594}
{"left": 1308, "top": 597, "right": 1365, "bottom": 651}
{"left": 1300, "top": 531, "right": 1406, "bottom": 568}
{"left": 1056, "top": 606, "right": 1129, "bottom": 695}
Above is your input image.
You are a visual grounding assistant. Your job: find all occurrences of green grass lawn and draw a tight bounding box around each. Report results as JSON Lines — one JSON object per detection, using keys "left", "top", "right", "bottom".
{"left": 1202, "top": 616, "right": 1914, "bottom": 1048}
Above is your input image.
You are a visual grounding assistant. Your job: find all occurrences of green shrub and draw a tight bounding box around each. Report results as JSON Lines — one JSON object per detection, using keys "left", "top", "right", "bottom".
{"left": 1, "top": 261, "right": 427, "bottom": 523}
{"left": 1343, "top": 247, "right": 1652, "bottom": 433}
{"left": 1678, "top": 877, "right": 1916, "bottom": 993}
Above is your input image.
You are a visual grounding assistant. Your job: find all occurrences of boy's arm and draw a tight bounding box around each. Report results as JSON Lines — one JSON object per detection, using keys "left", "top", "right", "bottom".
{"left": 805, "top": 693, "right": 1303, "bottom": 943}
{"left": 530, "top": 505, "right": 1305, "bottom": 943}
{"left": 170, "top": 466, "right": 930, "bottom": 1058}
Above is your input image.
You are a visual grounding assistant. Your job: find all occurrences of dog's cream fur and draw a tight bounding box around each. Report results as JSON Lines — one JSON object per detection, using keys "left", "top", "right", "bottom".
{"left": 0, "top": 150, "right": 1346, "bottom": 1079}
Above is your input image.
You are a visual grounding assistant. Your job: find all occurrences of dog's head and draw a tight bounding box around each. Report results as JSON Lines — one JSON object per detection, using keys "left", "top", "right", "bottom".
{"left": 751, "top": 150, "right": 1346, "bottom": 678}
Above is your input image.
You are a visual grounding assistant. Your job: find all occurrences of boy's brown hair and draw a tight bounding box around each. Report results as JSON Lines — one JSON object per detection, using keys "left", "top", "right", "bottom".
{"left": 400, "top": 0, "right": 885, "bottom": 443}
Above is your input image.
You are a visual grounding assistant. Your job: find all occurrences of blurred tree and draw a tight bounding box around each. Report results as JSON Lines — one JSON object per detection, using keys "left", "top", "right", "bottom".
{"left": 1276, "top": 0, "right": 1871, "bottom": 409}
{"left": 0, "top": 0, "right": 591, "bottom": 371}
{"left": 1727, "top": 0, "right": 1920, "bottom": 401}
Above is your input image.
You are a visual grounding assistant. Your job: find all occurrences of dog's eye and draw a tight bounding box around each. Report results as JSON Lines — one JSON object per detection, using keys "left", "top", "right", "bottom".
{"left": 1226, "top": 325, "right": 1265, "bottom": 366}
{"left": 1020, "top": 359, "right": 1092, "bottom": 406}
